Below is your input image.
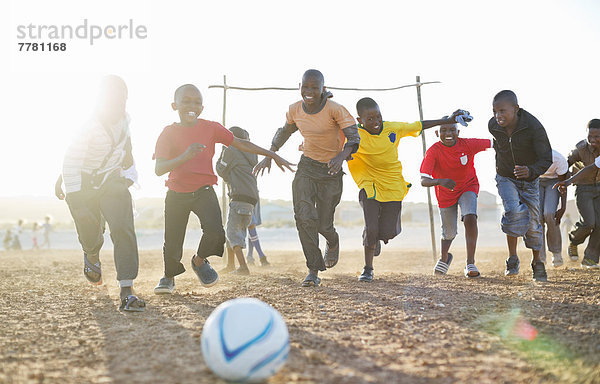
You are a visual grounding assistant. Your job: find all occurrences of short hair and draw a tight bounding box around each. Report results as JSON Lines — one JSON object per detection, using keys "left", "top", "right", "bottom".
{"left": 229, "top": 126, "right": 249, "bottom": 139}
{"left": 174, "top": 84, "right": 201, "bottom": 102}
{"left": 302, "top": 69, "right": 324, "bottom": 85}
{"left": 356, "top": 97, "right": 379, "bottom": 115}
{"left": 588, "top": 119, "right": 600, "bottom": 130}
{"left": 493, "top": 90, "right": 519, "bottom": 106}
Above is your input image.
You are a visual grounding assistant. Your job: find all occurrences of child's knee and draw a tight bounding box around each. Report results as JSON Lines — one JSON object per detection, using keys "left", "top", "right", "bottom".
{"left": 463, "top": 214, "right": 478, "bottom": 226}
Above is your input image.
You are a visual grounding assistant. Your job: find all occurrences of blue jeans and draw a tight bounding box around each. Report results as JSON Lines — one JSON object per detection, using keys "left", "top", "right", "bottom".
{"left": 495, "top": 174, "right": 542, "bottom": 251}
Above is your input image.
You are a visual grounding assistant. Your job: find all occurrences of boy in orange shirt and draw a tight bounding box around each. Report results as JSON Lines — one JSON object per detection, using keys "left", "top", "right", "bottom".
{"left": 255, "top": 69, "right": 360, "bottom": 287}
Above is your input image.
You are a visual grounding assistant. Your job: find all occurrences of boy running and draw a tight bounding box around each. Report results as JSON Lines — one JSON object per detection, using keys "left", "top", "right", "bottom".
{"left": 56, "top": 75, "right": 145, "bottom": 312}
{"left": 255, "top": 69, "right": 360, "bottom": 287}
{"left": 216, "top": 126, "right": 267, "bottom": 275}
{"left": 564, "top": 119, "right": 600, "bottom": 265}
{"left": 153, "top": 85, "right": 293, "bottom": 294}
{"left": 348, "top": 97, "right": 471, "bottom": 282}
{"left": 420, "top": 120, "right": 491, "bottom": 277}
{"left": 489, "top": 90, "right": 552, "bottom": 282}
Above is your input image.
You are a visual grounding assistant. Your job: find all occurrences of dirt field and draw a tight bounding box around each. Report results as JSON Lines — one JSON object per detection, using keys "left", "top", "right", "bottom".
{"left": 1, "top": 246, "right": 599, "bottom": 384}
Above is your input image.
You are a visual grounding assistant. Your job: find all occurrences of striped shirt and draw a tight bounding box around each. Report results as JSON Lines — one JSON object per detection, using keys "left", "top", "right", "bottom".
{"left": 62, "top": 114, "right": 130, "bottom": 193}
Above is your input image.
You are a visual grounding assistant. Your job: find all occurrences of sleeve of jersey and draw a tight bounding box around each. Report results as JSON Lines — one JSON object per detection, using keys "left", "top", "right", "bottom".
{"left": 556, "top": 152, "right": 569, "bottom": 175}
{"left": 333, "top": 104, "right": 357, "bottom": 130}
{"left": 387, "top": 121, "right": 423, "bottom": 138}
{"left": 419, "top": 146, "right": 436, "bottom": 179}
{"left": 215, "top": 123, "right": 235, "bottom": 146}
{"left": 469, "top": 138, "right": 494, "bottom": 154}
{"left": 152, "top": 128, "right": 172, "bottom": 160}
{"left": 285, "top": 105, "right": 296, "bottom": 126}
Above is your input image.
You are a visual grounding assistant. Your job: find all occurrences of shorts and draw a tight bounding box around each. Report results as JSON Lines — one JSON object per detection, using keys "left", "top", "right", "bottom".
{"left": 226, "top": 200, "right": 254, "bottom": 248}
{"left": 359, "top": 189, "right": 403, "bottom": 247}
{"left": 250, "top": 199, "right": 262, "bottom": 226}
{"left": 439, "top": 191, "right": 478, "bottom": 241}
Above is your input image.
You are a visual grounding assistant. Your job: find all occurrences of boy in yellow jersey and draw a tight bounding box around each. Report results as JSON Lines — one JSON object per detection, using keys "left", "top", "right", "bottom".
{"left": 348, "top": 97, "right": 470, "bottom": 282}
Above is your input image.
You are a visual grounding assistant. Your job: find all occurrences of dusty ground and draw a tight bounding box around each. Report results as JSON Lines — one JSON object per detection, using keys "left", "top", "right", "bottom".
{"left": 1, "top": 245, "right": 599, "bottom": 384}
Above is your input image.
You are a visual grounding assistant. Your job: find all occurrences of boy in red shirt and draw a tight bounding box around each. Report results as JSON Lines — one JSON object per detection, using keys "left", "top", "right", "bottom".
{"left": 420, "top": 120, "right": 492, "bottom": 277}
{"left": 153, "top": 84, "right": 293, "bottom": 294}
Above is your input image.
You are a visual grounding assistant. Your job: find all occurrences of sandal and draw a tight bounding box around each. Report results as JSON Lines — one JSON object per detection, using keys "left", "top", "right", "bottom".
{"left": 434, "top": 253, "right": 453, "bottom": 275}
{"left": 464, "top": 263, "right": 481, "bottom": 278}
{"left": 119, "top": 295, "right": 146, "bottom": 312}
{"left": 83, "top": 253, "right": 102, "bottom": 285}
{"left": 301, "top": 272, "right": 321, "bottom": 287}
{"left": 323, "top": 234, "right": 340, "bottom": 269}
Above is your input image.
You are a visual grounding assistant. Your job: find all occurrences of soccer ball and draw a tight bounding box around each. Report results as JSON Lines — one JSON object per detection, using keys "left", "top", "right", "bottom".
{"left": 201, "top": 298, "right": 290, "bottom": 382}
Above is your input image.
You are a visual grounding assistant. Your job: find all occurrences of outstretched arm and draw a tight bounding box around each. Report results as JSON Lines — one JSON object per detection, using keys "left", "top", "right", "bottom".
{"left": 421, "top": 109, "right": 470, "bottom": 130}
{"left": 254, "top": 122, "right": 298, "bottom": 176}
{"left": 231, "top": 137, "right": 295, "bottom": 173}
{"left": 554, "top": 163, "right": 599, "bottom": 192}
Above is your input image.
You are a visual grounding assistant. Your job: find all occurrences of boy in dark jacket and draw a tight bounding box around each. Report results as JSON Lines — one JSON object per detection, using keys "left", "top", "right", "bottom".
{"left": 217, "top": 127, "right": 269, "bottom": 274}
{"left": 489, "top": 90, "right": 552, "bottom": 281}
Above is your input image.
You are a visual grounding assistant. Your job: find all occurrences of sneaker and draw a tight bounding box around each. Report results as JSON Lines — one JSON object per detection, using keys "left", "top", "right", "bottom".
{"left": 259, "top": 257, "right": 270, "bottom": 267}
{"left": 505, "top": 255, "right": 520, "bottom": 276}
{"left": 374, "top": 241, "right": 381, "bottom": 257}
{"left": 234, "top": 265, "right": 250, "bottom": 275}
{"left": 568, "top": 244, "right": 579, "bottom": 261}
{"left": 154, "top": 276, "right": 175, "bottom": 294}
{"left": 246, "top": 258, "right": 255, "bottom": 266}
{"left": 191, "top": 256, "right": 219, "bottom": 287}
{"left": 581, "top": 258, "right": 600, "bottom": 269}
{"left": 532, "top": 261, "right": 548, "bottom": 282}
{"left": 552, "top": 253, "right": 564, "bottom": 268}
{"left": 358, "top": 267, "right": 374, "bottom": 282}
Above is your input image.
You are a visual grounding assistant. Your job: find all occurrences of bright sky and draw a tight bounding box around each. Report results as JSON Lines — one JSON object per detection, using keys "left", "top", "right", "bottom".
{"left": 2, "top": 0, "right": 599, "bottom": 203}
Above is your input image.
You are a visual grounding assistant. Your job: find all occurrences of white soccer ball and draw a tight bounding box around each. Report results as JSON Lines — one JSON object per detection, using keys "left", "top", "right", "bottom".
{"left": 201, "top": 298, "right": 290, "bottom": 382}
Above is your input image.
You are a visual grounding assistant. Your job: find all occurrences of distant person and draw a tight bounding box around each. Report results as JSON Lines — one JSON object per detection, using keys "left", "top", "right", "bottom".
{"left": 537, "top": 149, "right": 568, "bottom": 267}
{"left": 420, "top": 117, "right": 489, "bottom": 278}
{"left": 565, "top": 119, "right": 600, "bottom": 264}
{"left": 247, "top": 202, "right": 269, "bottom": 266}
{"left": 40, "top": 215, "right": 53, "bottom": 249}
{"left": 255, "top": 69, "right": 360, "bottom": 287}
{"left": 55, "top": 75, "right": 145, "bottom": 312}
{"left": 12, "top": 219, "right": 23, "bottom": 250}
{"left": 216, "top": 126, "right": 270, "bottom": 275}
{"left": 152, "top": 84, "right": 293, "bottom": 294}
{"left": 489, "top": 90, "right": 552, "bottom": 281}
{"left": 347, "top": 97, "right": 472, "bottom": 282}
{"left": 3, "top": 229, "right": 12, "bottom": 251}
{"left": 32, "top": 222, "right": 40, "bottom": 250}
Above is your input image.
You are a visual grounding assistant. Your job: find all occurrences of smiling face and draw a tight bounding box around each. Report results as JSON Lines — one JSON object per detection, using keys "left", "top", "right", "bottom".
{"left": 300, "top": 74, "right": 324, "bottom": 108}
{"left": 357, "top": 105, "right": 383, "bottom": 134}
{"left": 172, "top": 85, "right": 204, "bottom": 126}
{"left": 438, "top": 123, "right": 459, "bottom": 147}
{"left": 492, "top": 99, "right": 519, "bottom": 129}
{"left": 587, "top": 128, "right": 600, "bottom": 152}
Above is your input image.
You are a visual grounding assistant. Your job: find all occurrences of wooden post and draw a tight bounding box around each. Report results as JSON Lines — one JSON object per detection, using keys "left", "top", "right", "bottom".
{"left": 220, "top": 75, "right": 228, "bottom": 224}
{"left": 416, "top": 75, "right": 438, "bottom": 262}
